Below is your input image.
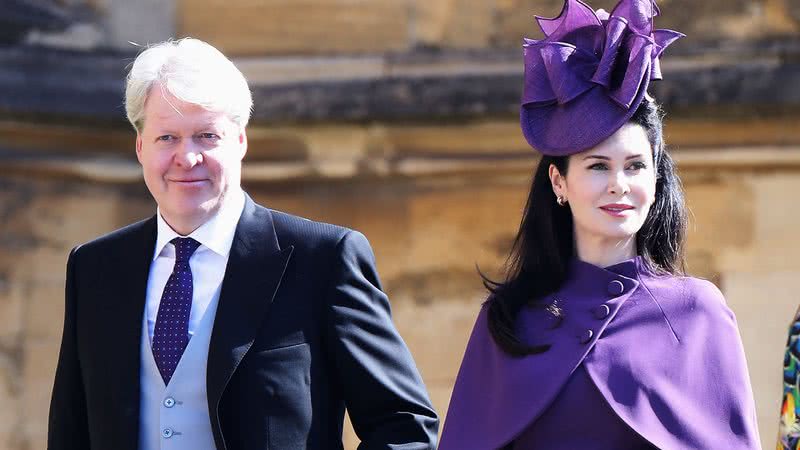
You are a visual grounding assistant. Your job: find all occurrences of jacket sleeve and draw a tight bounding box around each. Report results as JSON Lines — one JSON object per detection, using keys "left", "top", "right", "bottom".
{"left": 323, "top": 230, "right": 439, "bottom": 449}
{"left": 48, "top": 246, "right": 90, "bottom": 450}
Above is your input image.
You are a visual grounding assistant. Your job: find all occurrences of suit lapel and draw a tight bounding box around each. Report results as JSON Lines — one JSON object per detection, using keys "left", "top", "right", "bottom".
{"left": 206, "top": 197, "right": 293, "bottom": 439}
{"left": 103, "top": 217, "right": 156, "bottom": 450}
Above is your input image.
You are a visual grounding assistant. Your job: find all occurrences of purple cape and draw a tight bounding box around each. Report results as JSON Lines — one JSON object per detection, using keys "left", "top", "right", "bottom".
{"left": 440, "top": 258, "right": 761, "bottom": 449}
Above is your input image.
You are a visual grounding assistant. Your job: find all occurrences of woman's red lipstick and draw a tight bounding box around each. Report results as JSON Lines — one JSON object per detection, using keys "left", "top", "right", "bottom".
{"left": 600, "top": 203, "right": 634, "bottom": 218}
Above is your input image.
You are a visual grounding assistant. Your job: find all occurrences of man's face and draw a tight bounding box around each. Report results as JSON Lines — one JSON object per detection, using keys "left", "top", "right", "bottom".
{"left": 136, "top": 87, "right": 247, "bottom": 233}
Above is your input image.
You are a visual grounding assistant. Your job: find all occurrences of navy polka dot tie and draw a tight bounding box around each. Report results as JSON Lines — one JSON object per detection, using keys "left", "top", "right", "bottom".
{"left": 152, "top": 237, "right": 201, "bottom": 385}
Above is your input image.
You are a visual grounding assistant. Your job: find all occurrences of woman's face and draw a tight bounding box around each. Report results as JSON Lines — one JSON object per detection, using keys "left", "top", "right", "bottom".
{"left": 549, "top": 122, "right": 657, "bottom": 244}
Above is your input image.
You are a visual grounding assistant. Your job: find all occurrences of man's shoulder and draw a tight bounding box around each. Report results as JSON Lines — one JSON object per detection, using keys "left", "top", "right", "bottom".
{"left": 268, "top": 208, "right": 354, "bottom": 252}
{"left": 73, "top": 216, "right": 155, "bottom": 258}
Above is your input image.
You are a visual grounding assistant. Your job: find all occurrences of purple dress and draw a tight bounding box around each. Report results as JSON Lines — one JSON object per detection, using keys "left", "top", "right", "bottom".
{"left": 440, "top": 257, "right": 761, "bottom": 450}
{"left": 513, "top": 366, "right": 655, "bottom": 449}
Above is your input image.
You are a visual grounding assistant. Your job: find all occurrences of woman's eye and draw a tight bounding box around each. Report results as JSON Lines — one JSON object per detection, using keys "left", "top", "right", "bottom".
{"left": 627, "top": 162, "right": 647, "bottom": 171}
{"left": 588, "top": 163, "right": 608, "bottom": 170}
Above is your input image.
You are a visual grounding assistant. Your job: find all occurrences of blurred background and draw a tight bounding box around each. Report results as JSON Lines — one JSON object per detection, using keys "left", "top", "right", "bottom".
{"left": 1, "top": 0, "right": 799, "bottom": 448}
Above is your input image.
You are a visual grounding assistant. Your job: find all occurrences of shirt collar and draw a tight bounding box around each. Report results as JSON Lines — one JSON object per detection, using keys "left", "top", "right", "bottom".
{"left": 153, "top": 188, "right": 246, "bottom": 260}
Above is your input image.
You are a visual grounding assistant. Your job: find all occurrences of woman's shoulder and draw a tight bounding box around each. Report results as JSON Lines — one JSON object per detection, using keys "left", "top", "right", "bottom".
{"left": 640, "top": 273, "right": 734, "bottom": 321}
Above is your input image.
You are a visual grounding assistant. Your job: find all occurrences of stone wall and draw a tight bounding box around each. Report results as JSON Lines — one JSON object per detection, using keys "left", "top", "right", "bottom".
{"left": 177, "top": 0, "right": 800, "bottom": 55}
{"left": 23, "top": 0, "right": 800, "bottom": 53}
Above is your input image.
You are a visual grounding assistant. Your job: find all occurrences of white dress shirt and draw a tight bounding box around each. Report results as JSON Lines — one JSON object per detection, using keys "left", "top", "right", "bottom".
{"left": 144, "top": 189, "right": 245, "bottom": 341}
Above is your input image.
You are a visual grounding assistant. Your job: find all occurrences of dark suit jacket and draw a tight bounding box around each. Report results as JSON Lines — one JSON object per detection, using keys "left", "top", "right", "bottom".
{"left": 48, "top": 194, "right": 439, "bottom": 450}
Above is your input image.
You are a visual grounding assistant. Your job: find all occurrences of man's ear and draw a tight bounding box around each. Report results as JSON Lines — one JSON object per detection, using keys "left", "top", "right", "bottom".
{"left": 135, "top": 133, "right": 143, "bottom": 164}
{"left": 238, "top": 128, "right": 248, "bottom": 160}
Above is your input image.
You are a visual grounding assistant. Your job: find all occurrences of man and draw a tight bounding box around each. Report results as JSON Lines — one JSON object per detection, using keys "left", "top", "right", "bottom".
{"left": 48, "top": 38, "right": 438, "bottom": 450}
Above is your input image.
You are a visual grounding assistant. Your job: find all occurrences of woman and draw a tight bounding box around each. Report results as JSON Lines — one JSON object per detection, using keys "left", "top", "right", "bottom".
{"left": 779, "top": 309, "right": 800, "bottom": 449}
{"left": 438, "top": 0, "right": 761, "bottom": 449}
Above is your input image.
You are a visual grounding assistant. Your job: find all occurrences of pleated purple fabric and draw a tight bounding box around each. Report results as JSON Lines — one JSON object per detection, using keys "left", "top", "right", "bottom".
{"left": 520, "top": 0, "right": 683, "bottom": 155}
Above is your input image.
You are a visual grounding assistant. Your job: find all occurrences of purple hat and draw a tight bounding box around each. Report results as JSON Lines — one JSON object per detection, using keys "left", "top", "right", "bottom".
{"left": 520, "top": 0, "right": 683, "bottom": 156}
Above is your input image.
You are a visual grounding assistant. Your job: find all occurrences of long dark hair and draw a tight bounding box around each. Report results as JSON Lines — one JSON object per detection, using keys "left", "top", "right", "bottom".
{"left": 484, "top": 99, "right": 688, "bottom": 356}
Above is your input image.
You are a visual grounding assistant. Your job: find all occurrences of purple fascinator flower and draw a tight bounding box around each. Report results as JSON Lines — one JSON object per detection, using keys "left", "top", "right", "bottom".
{"left": 520, "top": 0, "right": 683, "bottom": 156}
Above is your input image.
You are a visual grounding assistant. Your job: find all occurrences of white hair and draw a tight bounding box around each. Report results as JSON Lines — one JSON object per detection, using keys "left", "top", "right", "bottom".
{"left": 124, "top": 38, "right": 253, "bottom": 132}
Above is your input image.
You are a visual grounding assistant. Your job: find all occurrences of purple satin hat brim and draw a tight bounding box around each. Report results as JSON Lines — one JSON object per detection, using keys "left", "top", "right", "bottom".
{"left": 520, "top": 70, "right": 650, "bottom": 156}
